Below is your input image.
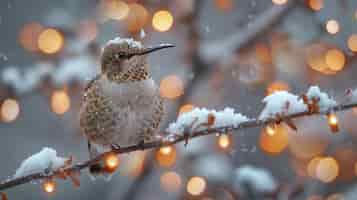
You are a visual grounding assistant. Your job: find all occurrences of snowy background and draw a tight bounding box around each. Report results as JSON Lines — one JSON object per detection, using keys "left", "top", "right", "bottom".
{"left": 1, "top": 0, "right": 357, "bottom": 199}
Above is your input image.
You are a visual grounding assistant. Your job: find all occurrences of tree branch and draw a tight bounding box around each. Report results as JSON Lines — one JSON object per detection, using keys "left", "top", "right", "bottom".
{"left": 1, "top": 101, "right": 356, "bottom": 192}
{"left": 200, "top": 0, "right": 297, "bottom": 63}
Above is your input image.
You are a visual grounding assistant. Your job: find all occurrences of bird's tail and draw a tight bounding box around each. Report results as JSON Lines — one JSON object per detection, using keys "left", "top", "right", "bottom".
{"left": 87, "top": 142, "right": 114, "bottom": 181}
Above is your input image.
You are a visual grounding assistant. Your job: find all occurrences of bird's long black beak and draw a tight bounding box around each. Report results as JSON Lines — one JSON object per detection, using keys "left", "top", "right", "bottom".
{"left": 136, "top": 44, "right": 175, "bottom": 55}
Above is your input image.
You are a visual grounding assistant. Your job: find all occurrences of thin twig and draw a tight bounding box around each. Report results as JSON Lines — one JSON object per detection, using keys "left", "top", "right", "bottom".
{"left": 0, "top": 102, "right": 356, "bottom": 191}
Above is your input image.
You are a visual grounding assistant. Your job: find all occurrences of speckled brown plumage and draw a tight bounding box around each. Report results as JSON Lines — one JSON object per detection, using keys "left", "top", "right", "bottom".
{"left": 79, "top": 38, "right": 173, "bottom": 177}
{"left": 80, "top": 74, "right": 164, "bottom": 147}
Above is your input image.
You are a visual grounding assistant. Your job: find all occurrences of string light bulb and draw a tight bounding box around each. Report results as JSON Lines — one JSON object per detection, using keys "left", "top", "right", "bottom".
{"left": 327, "top": 113, "right": 339, "bottom": 133}
{"left": 104, "top": 152, "right": 120, "bottom": 173}
{"left": 42, "top": 180, "right": 56, "bottom": 194}
{"left": 265, "top": 125, "right": 276, "bottom": 136}
{"left": 160, "top": 146, "right": 173, "bottom": 155}
{"left": 156, "top": 146, "right": 176, "bottom": 168}
{"left": 217, "top": 134, "right": 231, "bottom": 149}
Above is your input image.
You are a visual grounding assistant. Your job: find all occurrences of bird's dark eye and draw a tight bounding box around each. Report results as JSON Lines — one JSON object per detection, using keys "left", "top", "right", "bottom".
{"left": 114, "top": 53, "right": 126, "bottom": 59}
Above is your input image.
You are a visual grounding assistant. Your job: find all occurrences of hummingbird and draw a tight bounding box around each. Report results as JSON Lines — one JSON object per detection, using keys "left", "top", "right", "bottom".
{"left": 79, "top": 37, "right": 174, "bottom": 176}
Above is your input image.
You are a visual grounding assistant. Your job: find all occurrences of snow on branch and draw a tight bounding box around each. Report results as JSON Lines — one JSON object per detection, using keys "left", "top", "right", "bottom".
{"left": 14, "top": 147, "right": 70, "bottom": 178}
{"left": 0, "top": 86, "right": 357, "bottom": 193}
{"left": 0, "top": 55, "right": 97, "bottom": 96}
{"left": 166, "top": 107, "right": 250, "bottom": 135}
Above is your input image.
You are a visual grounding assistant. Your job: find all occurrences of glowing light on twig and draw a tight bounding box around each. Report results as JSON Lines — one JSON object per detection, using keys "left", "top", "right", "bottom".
{"left": 156, "top": 146, "right": 176, "bottom": 168}
{"left": 327, "top": 113, "right": 339, "bottom": 133}
{"left": 42, "top": 180, "right": 56, "bottom": 193}
{"left": 104, "top": 152, "right": 120, "bottom": 173}
{"left": 266, "top": 125, "right": 276, "bottom": 136}
{"left": 217, "top": 134, "right": 231, "bottom": 149}
{"left": 159, "top": 146, "right": 173, "bottom": 155}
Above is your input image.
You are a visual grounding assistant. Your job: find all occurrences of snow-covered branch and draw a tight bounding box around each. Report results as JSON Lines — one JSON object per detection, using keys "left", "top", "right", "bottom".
{"left": 0, "top": 55, "right": 97, "bottom": 96}
{"left": 1, "top": 85, "right": 357, "bottom": 192}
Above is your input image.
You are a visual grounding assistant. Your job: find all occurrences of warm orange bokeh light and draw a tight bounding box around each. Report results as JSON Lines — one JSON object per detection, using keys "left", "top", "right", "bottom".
{"left": 186, "top": 176, "right": 206, "bottom": 196}
{"left": 38, "top": 28, "right": 64, "bottom": 54}
{"left": 307, "top": 195, "right": 324, "bottom": 200}
{"left": 214, "top": 0, "right": 233, "bottom": 11}
{"left": 104, "top": 152, "right": 120, "bottom": 173}
{"left": 272, "top": 0, "right": 288, "bottom": 5}
{"left": 259, "top": 124, "right": 288, "bottom": 155}
{"left": 307, "top": 0, "right": 324, "bottom": 11}
{"left": 78, "top": 20, "right": 98, "bottom": 42}
{"left": 100, "top": 0, "right": 129, "bottom": 21}
{"left": 315, "top": 157, "right": 339, "bottom": 183}
{"left": 267, "top": 81, "right": 289, "bottom": 95}
{"left": 160, "top": 171, "right": 182, "bottom": 193}
{"left": 255, "top": 43, "right": 272, "bottom": 65}
{"left": 156, "top": 146, "right": 176, "bottom": 168}
{"left": 326, "top": 193, "right": 344, "bottom": 200}
{"left": 307, "top": 156, "right": 322, "bottom": 178}
{"left": 19, "top": 22, "right": 44, "bottom": 52}
{"left": 152, "top": 10, "right": 174, "bottom": 32}
{"left": 1, "top": 98, "right": 20, "bottom": 123}
{"left": 218, "top": 134, "right": 231, "bottom": 149}
{"left": 160, "top": 75, "right": 184, "bottom": 99}
{"left": 306, "top": 43, "right": 341, "bottom": 75}
{"left": 42, "top": 180, "right": 56, "bottom": 193}
{"left": 348, "top": 34, "right": 357, "bottom": 52}
{"left": 325, "top": 49, "right": 345, "bottom": 72}
{"left": 121, "top": 151, "right": 146, "bottom": 177}
{"left": 51, "top": 90, "right": 70, "bottom": 115}
{"left": 326, "top": 19, "right": 339, "bottom": 35}
{"left": 179, "top": 104, "right": 194, "bottom": 115}
{"left": 126, "top": 3, "right": 148, "bottom": 32}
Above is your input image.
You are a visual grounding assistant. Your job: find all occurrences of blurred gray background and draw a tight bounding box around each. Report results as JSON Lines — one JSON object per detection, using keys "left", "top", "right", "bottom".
{"left": 1, "top": 0, "right": 357, "bottom": 199}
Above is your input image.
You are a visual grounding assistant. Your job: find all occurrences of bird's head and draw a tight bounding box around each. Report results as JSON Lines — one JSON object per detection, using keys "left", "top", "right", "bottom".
{"left": 101, "top": 37, "right": 174, "bottom": 82}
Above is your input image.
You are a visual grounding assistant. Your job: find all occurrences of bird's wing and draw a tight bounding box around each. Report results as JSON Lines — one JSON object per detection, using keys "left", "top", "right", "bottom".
{"left": 79, "top": 77, "right": 121, "bottom": 146}
{"left": 82, "top": 74, "right": 100, "bottom": 103}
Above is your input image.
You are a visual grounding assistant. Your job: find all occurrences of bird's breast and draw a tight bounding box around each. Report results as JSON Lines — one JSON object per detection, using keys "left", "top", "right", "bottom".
{"left": 101, "top": 78, "right": 158, "bottom": 107}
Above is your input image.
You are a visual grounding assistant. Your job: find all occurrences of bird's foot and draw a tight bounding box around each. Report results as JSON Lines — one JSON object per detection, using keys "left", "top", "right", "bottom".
{"left": 183, "top": 132, "right": 190, "bottom": 147}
